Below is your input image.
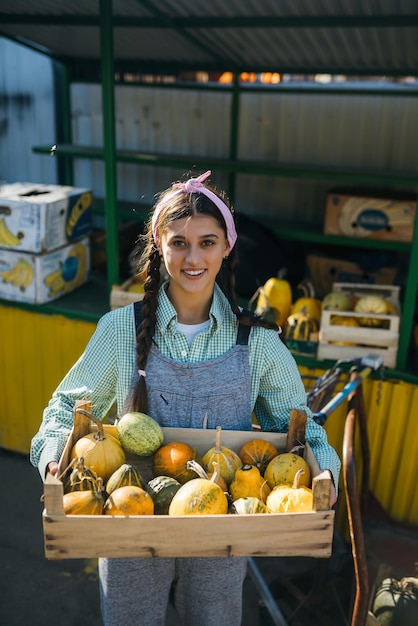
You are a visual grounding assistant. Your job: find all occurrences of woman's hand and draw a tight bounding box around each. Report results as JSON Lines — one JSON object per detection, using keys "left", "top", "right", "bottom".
{"left": 47, "top": 461, "right": 59, "bottom": 477}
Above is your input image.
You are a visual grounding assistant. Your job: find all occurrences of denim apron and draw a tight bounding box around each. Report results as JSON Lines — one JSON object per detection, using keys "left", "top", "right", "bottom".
{"left": 99, "top": 307, "right": 252, "bottom": 626}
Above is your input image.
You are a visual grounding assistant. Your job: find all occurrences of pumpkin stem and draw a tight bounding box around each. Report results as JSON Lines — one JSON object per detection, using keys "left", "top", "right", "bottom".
{"left": 75, "top": 407, "right": 105, "bottom": 441}
{"left": 277, "top": 268, "right": 288, "bottom": 280}
{"left": 248, "top": 286, "right": 262, "bottom": 308}
{"left": 292, "top": 468, "right": 305, "bottom": 489}
{"left": 95, "top": 477, "right": 104, "bottom": 497}
{"left": 214, "top": 425, "right": 222, "bottom": 452}
{"left": 259, "top": 479, "right": 269, "bottom": 502}
{"left": 297, "top": 279, "right": 315, "bottom": 299}
{"left": 57, "top": 456, "right": 77, "bottom": 482}
{"left": 186, "top": 460, "right": 209, "bottom": 480}
{"left": 210, "top": 461, "right": 221, "bottom": 484}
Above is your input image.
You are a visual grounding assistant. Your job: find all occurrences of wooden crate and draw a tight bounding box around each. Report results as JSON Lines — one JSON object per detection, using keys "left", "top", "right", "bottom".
{"left": 318, "top": 283, "right": 400, "bottom": 368}
{"left": 42, "top": 410, "right": 334, "bottom": 560}
{"left": 110, "top": 278, "right": 144, "bottom": 310}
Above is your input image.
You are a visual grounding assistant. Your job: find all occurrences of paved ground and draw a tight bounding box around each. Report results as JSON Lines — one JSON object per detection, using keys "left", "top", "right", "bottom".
{"left": 2, "top": 446, "right": 417, "bottom": 626}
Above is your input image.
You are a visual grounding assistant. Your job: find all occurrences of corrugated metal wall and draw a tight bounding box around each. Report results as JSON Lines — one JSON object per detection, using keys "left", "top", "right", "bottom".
{"left": 69, "top": 82, "right": 418, "bottom": 224}
{"left": 0, "top": 38, "right": 57, "bottom": 185}
{"left": 300, "top": 365, "right": 418, "bottom": 529}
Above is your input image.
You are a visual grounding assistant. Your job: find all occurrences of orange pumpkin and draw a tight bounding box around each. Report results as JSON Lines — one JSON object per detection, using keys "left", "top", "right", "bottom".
{"left": 63, "top": 477, "right": 104, "bottom": 515}
{"left": 238, "top": 438, "right": 278, "bottom": 475}
{"left": 152, "top": 441, "right": 199, "bottom": 484}
{"left": 104, "top": 485, "right": 154, "bottom": 516}
{"left": 70, "top": 409, "right": 126, "bottom": 482}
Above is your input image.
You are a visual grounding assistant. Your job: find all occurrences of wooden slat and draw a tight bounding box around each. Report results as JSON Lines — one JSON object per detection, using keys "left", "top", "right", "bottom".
{"left": 42, "top": 510, "right": 335, "bottom": 560}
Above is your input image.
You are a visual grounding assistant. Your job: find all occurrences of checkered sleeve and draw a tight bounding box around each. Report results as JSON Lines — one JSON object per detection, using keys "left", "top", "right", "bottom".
{"left": 250, "top": 328, "right": 341, "bottom": 490}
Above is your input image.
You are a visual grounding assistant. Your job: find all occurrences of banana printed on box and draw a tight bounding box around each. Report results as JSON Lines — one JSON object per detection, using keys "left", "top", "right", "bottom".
{"left": 0, "top": 183, "right": 92, "bottom": 253}
{"left": 0, "top": 238, "right": 90, "bottom": 305}
{"left": 0, "top": 257, "right": 34, "bottom": 290}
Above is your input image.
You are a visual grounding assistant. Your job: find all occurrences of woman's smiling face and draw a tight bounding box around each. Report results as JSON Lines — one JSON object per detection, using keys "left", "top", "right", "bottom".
{"left": 160, "top": 214, "right": 229, "bottom": 301}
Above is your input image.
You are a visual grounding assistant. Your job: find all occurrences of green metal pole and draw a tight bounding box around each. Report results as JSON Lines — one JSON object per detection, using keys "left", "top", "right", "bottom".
{"left": 396, "top": 198, "right": 418, "bottom": 370}
{"left": 228, "top": 73, "right": 240, "bottom": 205}
{"left": 100, "top": 0, "right": 119, "bottom": 294}
{"left": 61, "top": 62, "right": 73, "bottom": 185}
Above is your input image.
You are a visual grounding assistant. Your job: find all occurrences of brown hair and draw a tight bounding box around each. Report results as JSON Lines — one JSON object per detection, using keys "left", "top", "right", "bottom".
{"left": 127, "top": 175, "right": 280, "bottom": 414}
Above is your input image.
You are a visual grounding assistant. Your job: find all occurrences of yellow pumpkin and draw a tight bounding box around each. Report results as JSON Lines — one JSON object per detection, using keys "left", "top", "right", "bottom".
{"left": 329, "top": 315, "right": 360, "bottom": 345}
{"left": 201, "top": 426, "right": 242, "bottom": 485}
{"left": 266, "top": 469, "right": 313, "bottom": 513}
{"left": 70, "top": 410, "right": 126, "bottom": 482}
{"left": 290, "top": 281, "right": 322, "bottom": 323}
{"left": 253, "top": 268, "right": 292, "bottom": 327}
{"left": 354, "top": 294, "right": 388, "bottom": 326}
{"left": 168, "top": 461, "right": 228, "bottom": 515}
{"left": 229, "top": 464, "right": 271, "bottom": 503}
{"left": 264, "top": 453, "right": 311, "bottom": 489}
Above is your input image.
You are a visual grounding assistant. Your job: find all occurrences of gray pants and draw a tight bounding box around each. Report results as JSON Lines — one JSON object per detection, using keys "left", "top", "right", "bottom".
{"left": 99, "top": 556, "right": 248, "bottom": 626}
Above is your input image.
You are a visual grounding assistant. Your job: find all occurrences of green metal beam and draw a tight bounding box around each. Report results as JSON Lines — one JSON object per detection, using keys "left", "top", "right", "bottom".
{"left": 2, "top": 14, "right": 418, "bottom": 28}
{"left": 32, "top": 144, "right": 418, "bottom": 187}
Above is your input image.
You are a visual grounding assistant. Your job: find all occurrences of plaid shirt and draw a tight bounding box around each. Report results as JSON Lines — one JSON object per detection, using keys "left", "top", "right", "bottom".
{"left": 31, "top": 283, "right": 340, "bottom": 484}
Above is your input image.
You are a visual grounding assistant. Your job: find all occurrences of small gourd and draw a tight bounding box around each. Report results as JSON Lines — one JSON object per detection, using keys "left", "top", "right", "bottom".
{"left": 104, "top": 485, "right": 154, "bottom": 516}
{"left": 231, "top": 497, "right": 269, "bottom": 515}
{"left": 229, "top": 464, "right": 271, "bottom": 503}
{"left": 264, "top": 452, "right": 311, "bottom": 489}
{"left": 290, "top": 281, "right": 322, "bottom": 323}
{"left": 63, "top": 477, "right": 104, "bottom": 515}
{"left": 152, "top": 441, "right": 199, "bottom": 484}
{"left": 238, "top": 439, "right": 278, "bottom": 475}
{"left": 105, "top": 463, "right": 145, "bottom": 496}
{"left": 252, "top": 268, "right": 293, "bottom": 327}
{"left": 70, "top": 408, "right": 126, "bottom": 482}
{"left": 168, "top": 461, "right": 228, "bottom": 515}
{"left": 201, "top": 426, "right": 242, "bottom": 485}
{"left": 354, "top": 294, "right": 388, "bottom": 327}
{"left": 285, "top": 308, "right": 319, "bottom": 342}
{"left": 266, "top": 469, "right": 313, "bottom": 513}
{"left": 329, "top": 315, "right": 360, "bottom": 345}
{"left": 62, "top": 457, "right": 100, "bottom": 494}
{"left": 116, "top": 411, "right": 163, "bottom": 456}
{"left": 146, "top": 476, "right": 182, "bottom": 515}
{"left": 321, "top": 291, "right": 353, "bottom": 311}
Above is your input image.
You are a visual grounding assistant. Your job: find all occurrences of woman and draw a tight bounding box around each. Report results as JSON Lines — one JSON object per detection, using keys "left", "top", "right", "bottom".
{"left": 31, "top": 170, "right": 340, "bottom": 626}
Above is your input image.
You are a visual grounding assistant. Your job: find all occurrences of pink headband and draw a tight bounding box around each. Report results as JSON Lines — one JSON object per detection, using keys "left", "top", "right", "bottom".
{"left": 152, "top": 170, "right": 238, "bottom": 250}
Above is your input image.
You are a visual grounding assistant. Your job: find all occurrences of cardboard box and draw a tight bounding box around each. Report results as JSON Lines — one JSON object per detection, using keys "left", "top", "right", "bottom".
{"left": 324, "top": 189, "right": 416, "bottom": 242}
{"left": 307, "top": 254, "right": 398, "bottom": 300}
{"left": 110, "top": 278, "right": 144, "bottom": 310}
{"left": 42, "top": 411, "right": 334, "bottom": 560}
{"left": 0, "top": 182, "right": 93, "bottom": 253}
{"left": 317, "top": 283, "right": 400, "bottom": 368}
{"left": 0, "top": 238, "right": 90, "bottom": 304}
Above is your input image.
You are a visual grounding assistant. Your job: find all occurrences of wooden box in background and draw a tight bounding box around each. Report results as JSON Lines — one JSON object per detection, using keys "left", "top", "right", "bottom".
{"left": 324, "top": 189, "right": 416, "bottom": 242}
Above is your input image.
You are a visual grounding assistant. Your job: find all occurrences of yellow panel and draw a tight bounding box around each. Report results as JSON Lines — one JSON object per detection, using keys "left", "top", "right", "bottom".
{"left": 0, "top": 305, "right": 95, "bottom": 454}
{"left": 1, "top": 309, "right": 417, "bottom": 528}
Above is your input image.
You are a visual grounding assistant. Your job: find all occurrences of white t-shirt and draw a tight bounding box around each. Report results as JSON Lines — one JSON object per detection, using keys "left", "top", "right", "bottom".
{"left": 177, "top": 320, "right": 211, "bottom": 345}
